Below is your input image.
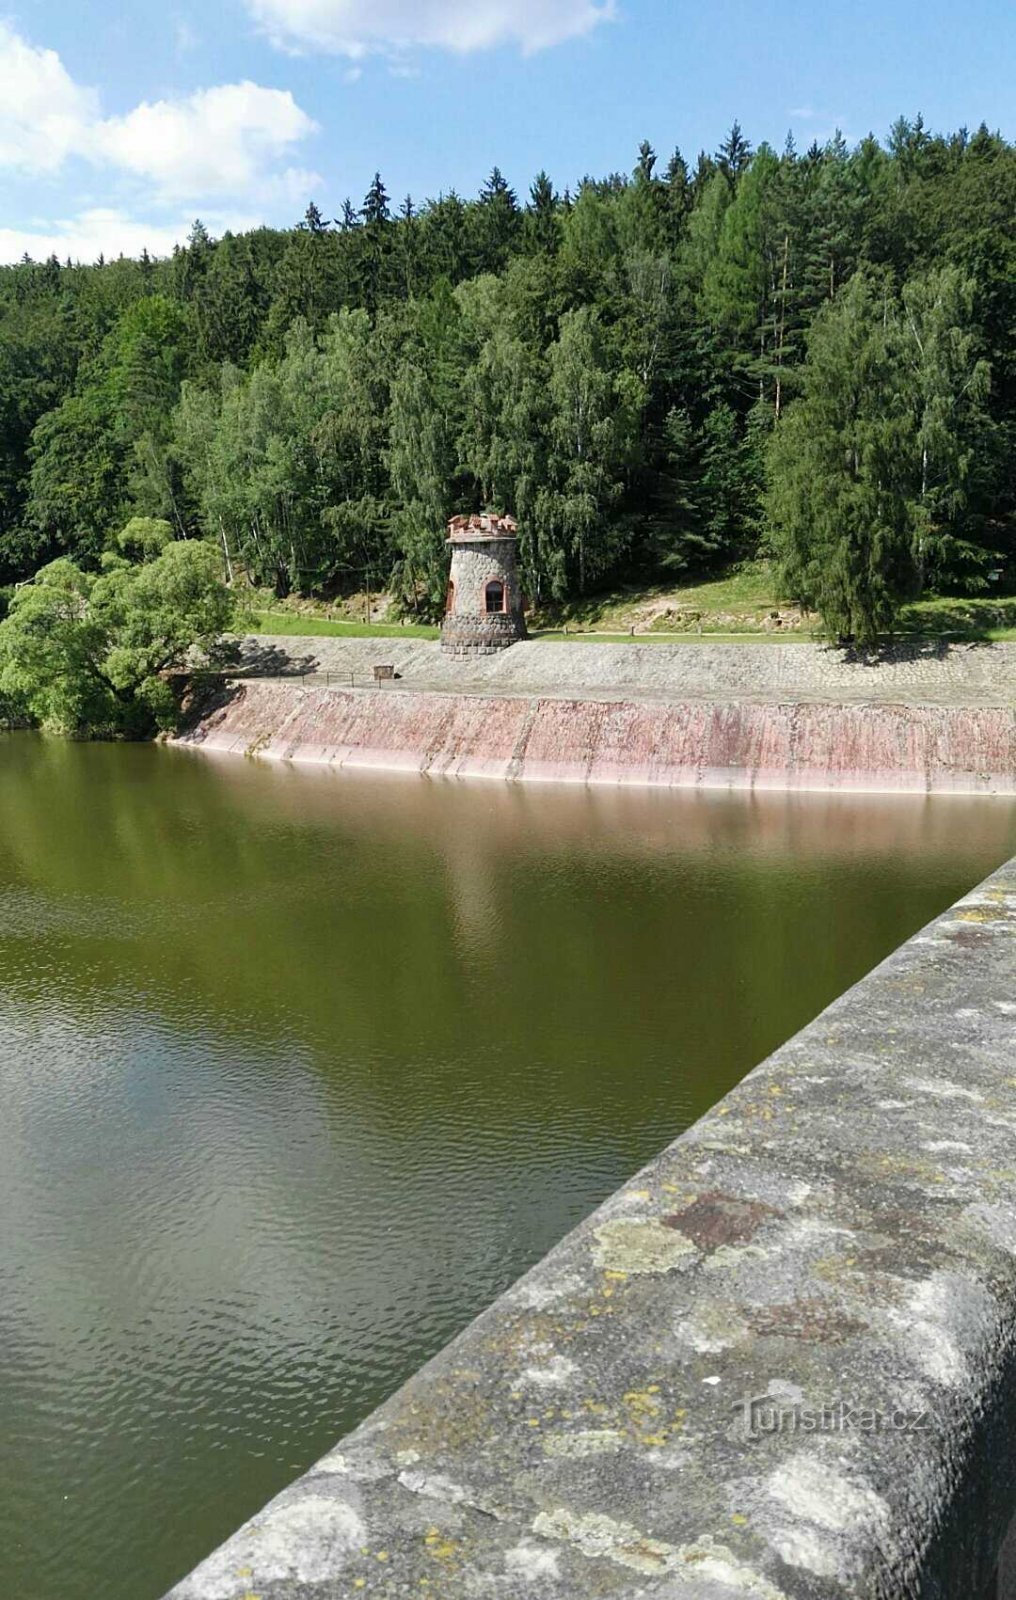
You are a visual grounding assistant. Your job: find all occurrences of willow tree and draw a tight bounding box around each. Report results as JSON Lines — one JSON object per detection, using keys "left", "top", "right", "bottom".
{"left": 0, "top": 541, "right": 234, "bottom": 736}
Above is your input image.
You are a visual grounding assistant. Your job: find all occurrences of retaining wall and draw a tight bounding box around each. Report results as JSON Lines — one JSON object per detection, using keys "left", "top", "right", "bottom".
{"left": 176, "top": 679, "right": 1016, "bottom": 794}
{"left": 165, "top": 859, "right": 1016, "bottom": 1599}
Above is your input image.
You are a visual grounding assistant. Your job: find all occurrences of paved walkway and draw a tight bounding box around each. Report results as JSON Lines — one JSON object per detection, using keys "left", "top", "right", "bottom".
{"left": 238, "top": 636, "right": 1016, "bottom": 708}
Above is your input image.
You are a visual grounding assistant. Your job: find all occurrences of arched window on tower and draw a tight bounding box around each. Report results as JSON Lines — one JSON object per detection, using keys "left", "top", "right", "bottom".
{"left": 445, "top": 578, "right": 455, "bottom": 613}
{"left": 485, "top": 579, "right": 505, "bottom": 615}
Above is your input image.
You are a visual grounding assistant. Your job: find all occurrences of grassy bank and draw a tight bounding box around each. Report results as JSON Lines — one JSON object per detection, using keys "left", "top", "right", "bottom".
{"left": 533, "top": 565, "right": 1016, "bottom": 641}
{"left": 238, "top": 566, "right": 1016, "bottom": 645}
{"left": 899, "top": 594, "right": 1016, "bottom": 640}
{"left": 245, "top": 610, "right": 439, "bottom": 640}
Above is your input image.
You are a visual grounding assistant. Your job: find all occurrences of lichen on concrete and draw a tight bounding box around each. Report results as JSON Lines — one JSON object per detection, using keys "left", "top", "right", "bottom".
{"left": 165, "top": 860, "right": 1016, "bottom": 1600}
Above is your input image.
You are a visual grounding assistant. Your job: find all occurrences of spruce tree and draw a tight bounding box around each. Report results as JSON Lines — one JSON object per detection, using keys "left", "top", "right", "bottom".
{"left": 526, "top": 171, "right": 560, "bottom": 254}
{"left": 767, "top": 269, "right": 920, "bottom": 645}
{"left": 716, "top": 121, "right": 753, "bottom": 181}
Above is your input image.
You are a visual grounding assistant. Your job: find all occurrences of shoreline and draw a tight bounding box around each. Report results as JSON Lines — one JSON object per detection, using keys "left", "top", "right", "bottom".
{"left": 176, "top": 674, "right": 1016, "bottom": 796}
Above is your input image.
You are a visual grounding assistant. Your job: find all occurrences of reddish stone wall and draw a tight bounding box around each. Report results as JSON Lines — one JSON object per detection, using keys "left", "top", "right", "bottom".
{"left": 176, "top": 680, "right": 1016, "bottom": 794}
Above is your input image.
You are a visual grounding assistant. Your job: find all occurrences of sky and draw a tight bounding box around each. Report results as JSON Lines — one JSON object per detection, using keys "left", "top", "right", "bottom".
{"left": 0, "top": 0, "right": 1013, "bottom": 264}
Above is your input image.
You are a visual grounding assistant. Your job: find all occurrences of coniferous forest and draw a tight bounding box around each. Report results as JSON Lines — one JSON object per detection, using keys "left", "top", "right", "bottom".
{"left": 1, "top": 118, "right": 1014, "bottom": 643}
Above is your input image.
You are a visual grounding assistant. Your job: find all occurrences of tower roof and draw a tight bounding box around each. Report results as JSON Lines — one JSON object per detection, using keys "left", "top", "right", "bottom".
{"left": 447, "top": 512, "right": 518, "bottom": 544}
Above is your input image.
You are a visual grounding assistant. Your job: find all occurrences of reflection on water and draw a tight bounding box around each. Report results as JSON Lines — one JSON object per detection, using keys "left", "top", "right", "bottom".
{"left": 1, "top": 733, "right": 1013, "bottom": 1600}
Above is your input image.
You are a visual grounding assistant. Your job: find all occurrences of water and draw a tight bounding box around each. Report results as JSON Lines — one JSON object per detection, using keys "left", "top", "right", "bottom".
{"left": 0, "top": 732, "right": 1013, "bottom": 1600}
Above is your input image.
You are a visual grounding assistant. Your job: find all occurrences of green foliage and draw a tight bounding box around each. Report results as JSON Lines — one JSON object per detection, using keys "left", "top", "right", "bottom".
{"left": 0, "top": 540, "right": 234, "bottom": 736}
{"left": 117, "top": 517, "right": 174, "bottom": 560}
{"left": 767, "top": 264, "right": 994, "bottom": 644}
{"left": 539, "top": 306, "right": 638, "bottom": 594}
{"left": 0, "top": 119, "right": 1012, "bottom": 638}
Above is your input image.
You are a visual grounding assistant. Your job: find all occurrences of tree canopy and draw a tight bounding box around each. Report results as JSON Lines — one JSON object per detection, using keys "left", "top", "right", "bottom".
{"left": 0, "top": 539, "right": 235, "bottom": 735}
{"left": 0, "top": 120, "right": 1012, "bottom": 635}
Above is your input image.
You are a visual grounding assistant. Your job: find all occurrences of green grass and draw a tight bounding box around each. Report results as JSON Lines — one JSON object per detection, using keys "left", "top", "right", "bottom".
{"left": 661, "top": 564, "right": 783, "bottom": 612}
{"left": 242, "top": 572, "right": 1016, "bottom": 648}
{"left": 536, "top": 566, "right": 1016, "bottom": 644}
{"left": 897, "top": 594, "right": 1016, "bottom": 641}
{"left": 242, "top": 610, "right": 439, "bottom": 640}
{"left": 530, "top": 629, "right": 811, "bottom": 645}
{"left": 529, "top": 562, "right": 819, "bottom": 638}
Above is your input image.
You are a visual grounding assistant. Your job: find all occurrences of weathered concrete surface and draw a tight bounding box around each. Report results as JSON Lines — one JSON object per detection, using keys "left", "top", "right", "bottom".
{"left": 237, "top": 635, "right": 1016, "bottom": 707}
{"left": 177, "top": 678, "right": 1016, "bottom": 794}
{"left": 165, "top": 860, "right": 1016, "bottom": 1599}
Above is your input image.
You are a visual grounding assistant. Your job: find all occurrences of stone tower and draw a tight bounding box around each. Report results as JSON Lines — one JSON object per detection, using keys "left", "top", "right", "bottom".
{"left": 441, "top": 513, "right": 528, "bottom": 655}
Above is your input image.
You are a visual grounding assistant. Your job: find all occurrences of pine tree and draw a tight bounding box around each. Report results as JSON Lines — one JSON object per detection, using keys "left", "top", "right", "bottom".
{"left": 396, "top": 196, "right": 418, "bottom": 298}
{"left": 173, "top": 221, "right": 214, "bottom": 302}
{"left": 475, "top": 168, "right": 522, "bottom": 273}
{"left": 301, "top": 201, "right": 328, "bottom": 234}
{"left": 663, "top": 148, "right": 691, "bottom": 243}
{"left": 360, "top": 173, "right": 393, "bottom": 308}
{"left": 636, "top": 140, "right": 657, "bottom": 182}
{"left": 361, "top": 173, "right": 391, "bottom": 227}
{"left": 526, "top": 171, "right": 559, "bottom": 254}
{"left": 716, "top": 122, "right": 753, "bottom": 181}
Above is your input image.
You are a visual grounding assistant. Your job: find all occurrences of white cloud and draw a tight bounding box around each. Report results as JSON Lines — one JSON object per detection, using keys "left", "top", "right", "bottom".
{"left": 246, "top": 0, "right": 615, "bottom": 56}
{"left": 0, "top": 22, "right": 98, "bottom": 173}
{"left": 96, "top": 82, "right": 318, "bottom": 201}
{"left": 0, "top": 208, "right": 222, "bottom": 265}
{"left": 0, "top": 202, "right": 295, "bottom": 264}
{"left": 0, "top": 24, "right": 318, "bottom": 206}
{"left": 788, "top": 106, "right": 851, "bottom": 144}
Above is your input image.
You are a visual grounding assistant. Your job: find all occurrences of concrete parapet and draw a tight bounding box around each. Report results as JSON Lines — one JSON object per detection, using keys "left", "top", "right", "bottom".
{"left": 165, "top": 852, "right": 1016, "bottom": 1600}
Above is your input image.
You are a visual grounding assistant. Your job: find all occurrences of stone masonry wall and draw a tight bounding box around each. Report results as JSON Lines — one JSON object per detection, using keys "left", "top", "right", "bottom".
{"left": 442, "top": 538, "right": 526, "bottom": 654}
{"left": 448, "top": 539, "right": 520, "bottom": 615}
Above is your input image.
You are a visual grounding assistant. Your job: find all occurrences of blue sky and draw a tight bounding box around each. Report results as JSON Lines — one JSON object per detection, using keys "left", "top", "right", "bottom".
{"left": 0, "top": 0, "right": 1013, "bottom": 263}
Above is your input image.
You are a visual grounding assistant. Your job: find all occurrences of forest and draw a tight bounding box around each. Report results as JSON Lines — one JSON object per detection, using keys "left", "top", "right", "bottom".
{"left": 0, "top": 115, "right": 1013, "bottom": 644}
